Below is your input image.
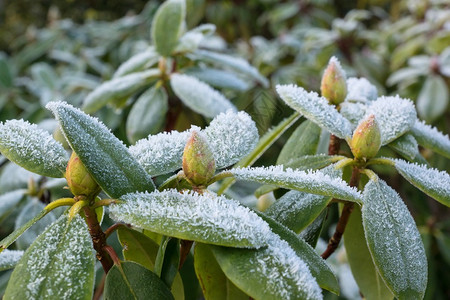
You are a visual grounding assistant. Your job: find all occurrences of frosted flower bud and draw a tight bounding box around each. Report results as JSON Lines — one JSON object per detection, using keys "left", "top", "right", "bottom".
{"left": 66, "top": 152, "right": 100, "bottom": 197}
{"left": 182, "top": 131, "right": 216, "bottom": 186}
{"left": 350, "top": 114, "right": 381, "bottom": 160}
{"left": 320, "top": 56, "right": 347, "bottom": 105}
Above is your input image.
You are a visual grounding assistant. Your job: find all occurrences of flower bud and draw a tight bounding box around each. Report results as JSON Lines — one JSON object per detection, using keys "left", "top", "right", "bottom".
{"left": 65, "top": 152, "right": 100, "bottom": 197}
{"left": 350, "top": 114, "right": 381, "bottom": 160}
{"left": 182, "top": 131, "right": 216, "bottom": 187}
{"left": 320, "top": 56, "right": 347, "bottom": 105}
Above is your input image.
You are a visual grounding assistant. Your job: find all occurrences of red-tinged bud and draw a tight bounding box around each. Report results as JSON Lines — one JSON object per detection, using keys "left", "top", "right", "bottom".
{"left": 66, "top": 152, "right": 100, "bottom": 197}
{"left": 182, "top": 131, "right": 216, "bottom": 187}
{"left": 350, "top": 114, "right": 381, "bottom": 160}
{"left": 321, "top": 56, "right": 347, "bottom": 105}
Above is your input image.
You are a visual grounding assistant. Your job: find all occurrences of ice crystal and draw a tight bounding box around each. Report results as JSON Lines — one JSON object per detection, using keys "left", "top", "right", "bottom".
{"left": 276, "top": 84, "right": 353, "bottom": 139}
{"left": 0, "top": 119, "right": 68, "bottom": 178}
{"left": 130, "top": 110, "right": 258, "bottom": 176}
{"left": 394, "top": 159, "right": 450, "bottom": 206}
{"left": 170, "top": 73, "right": 237, "bottom": 118}
{"left": 0, "top": 250, "right": 24, "bottom": 271}
{"left": 362, "top": 179, "right": 427, "bottom": 298}
{"left": 205, "top": 110, "right": 259, "bottom": 168}
{"left": 4, "top": 214, "right": 95, "bottom": 300}
{"left": 231, "top": 166, "right": 361, "bottom": 203}
{"left": 365, "top": 95, "right": 417, "bottom": 145}
{"left": 346, "top": 77, "right": 378, "bottom": 102}
{"left": 411, "top": 120, "right": 450, "bottom": 159}
{"left": 109, "top": 189, "right": 271, "bottom": 248}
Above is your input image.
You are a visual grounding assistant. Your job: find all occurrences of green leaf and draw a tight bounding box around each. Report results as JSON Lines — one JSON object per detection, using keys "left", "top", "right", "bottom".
{"left": 0, "top": 119, "right": 68, "bottom": 178}
{"left": 393, "top": 159, "right": 450, "bottom": 207}
{"left": 157, "top": 237, "right": 180, "bottom": 288}
{"left": 344, "top": 205, "right": 394, "bottom": 300}
{"left": 362, "top": 178, "right": 427, "bottom": 299}
{"left": 186, "top": 67, "right": 249, "bottom": 91}
{"left": 411, "top": 120, "right": 450, "bottom": 159}
{"left": 212, "top": 232, "right": 322, "bottom": 300}
{"left": 170, "top": 73, "right": 236, "bottom": 118}
{"left": 387, "top": 134, "right": 426, "bottom": 164}
{"left": 390, "top": 35, "right": 425, "bottom": 70}
{"left": 257, "top": 212, "right": 339, "bottom": 294}
{"left": 113, "top": 47, "right": 160, "bottom": 78}
{"left": 192, "top": 49, "right": 269, "bottom": 87}
{"left": 151, "top": 0, "right": 186, "bottom": 57}
{"left": 109, "top": 189, "right": 271, "bottom": 248}
{"left": 417, "top": 75, "right": 449, "bottom": 123}
{"left": 265, "top": 190, "right": 331, "bottom": 234}
{"left": 0, "top": 250, "right": 23, "bottom": 271}
{"left": 4, "top": 214, "right": 95, "bottom": 300}
{"left": 117, "top": 227, "right": 184, "bottom": 300}
{"left": 283, "top": 154, "right": 344, "bottom": 171}
{"left": 299, "top": 209, "right": 327, "bottom": 248}
{"left": 104, "top": 261, "right": 174, "bottom": 300}
{"left": 276, "top": 84, "right": 353, "bottom": 139}
{"left": 194, "top": 243, "right": 247, "bottom": 300}
{"left": 366, "top": 96, "right": 417, "bottom": 145}
{"left": 126, "top": 86, "right": 168, "bottom": 144}
{"left": 46, "top": 102, "right": 155, "bottom": 198}
{"left": 276, "top": 120, "right": 321, "bottom": 165}
{"left": 230, "top": 166, "right": 362, "bottom": 203}
{"left": 0, "top": 53, "right": 13, "bottom": 88}
{"left": 82, "top": 69, "right": 160, "bottom": 114}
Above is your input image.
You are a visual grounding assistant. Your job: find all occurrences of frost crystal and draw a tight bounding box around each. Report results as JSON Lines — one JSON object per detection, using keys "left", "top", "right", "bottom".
{"left": 170, "top": 73, "right": 237, "bottom": 118}
{"left": 394, "top": 159, "right": 450, "bottom": 206}
{"left": 0, "top": 250, "right": 24, "bottom": 271}
{"left": 362, "top": 179, "right": 427, "bottom": 298}
{"left": 129, "top": 110, "right": 258, "bottom": 176}
{"left": 411, "top": 120, "right": 450, "bottom": 159}
{"left": 231, "top": 166, "right": 361, "bottom": 203}
{"left": 276, "top": 84, "right": 353, "bottom": 139}
{"left": 205, "top": 110, "right": 259, "bottom": 168}
{"left": 346, "top": 77, "right": 378, "bottom": 102}
{"left": 109, "top": 189, "right": 271, "bottom": 248}
{"left": 0, "top": 119, "right": 68, "bottom": 178}
{"left": 4, "top": 214, "right": 95, "bottom": 299}
{"left": 365, "top": 95, "right": 417, "bottom": 145}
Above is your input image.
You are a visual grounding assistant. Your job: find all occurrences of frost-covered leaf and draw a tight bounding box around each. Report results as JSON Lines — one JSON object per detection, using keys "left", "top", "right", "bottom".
{"left": 340, "top": 102, "right": 367, "bottom": 129}
{"left": 174, "top": 24, "right": 216, "bottom": 53}
{"left": 151, "top": 0, "right": 186, "bottom": 57}
{"left": 130, "top": 111, "right": 258, "bottom": 176}
{"left": 82, "top": 69, "right": 160, "bottom": 113}
{"left": 192, "top": 49, "right": 269, "bottom": 87}
{"left": 204, "top": 111, "right": 258, "bottom": 168}
{"left": 362, "top": 179, "right": 427, "bottom": 299}
{"left": 113, "top": 47, "right": 160, "bottom": 78}
{"left": 417, "top": 75, "right": 449, "bottom": 123}
{"left": 276, "top": 84, "right": 353, "bottom": 139}
{"left": 388, "top": 134, "right": 425, "bottom": 163}
{"left": 282, "top": 154, "right": 343, "bottom": 171}
{"left": 47, "top": 101, "right": 154, "bottom": 198}
{"left": 212, "top": 232, "right": 322, "bottom": 300}
{"left": 14, "top": 199, "right": 57, "bottom": 250}
{"left": 365, "top": 96, "right": 417, "bottom": 145}
{"left": 231, "top": 166, "right": 361, "bottom": 203}
{"left": 257, "top": 212, "right": 338, "bottom": 294}
{"left": 411, "top": 120, "right": 450, "bottom": 159}
{"left": 109, "top": 189, "right": 271, "bottom": 248}
{"left": 186, "top": 67, "right": 249, "bottom": 91}
{"left": 345, "top": 77, "right": 378, "bottom": 102}
{"left": 344, "top": 206, "right": 394, "bottom": 300}
{"left": 126, "top": 86, "right": 168, "bottom": 144}
{"left": 265, "top": 191, "right": 331, "bottom": 234}
{"left": 104, "top": 261, "right": 174, "bottom": 300}
{"left": 277, "top": 120, "right": 321, "bottom": 166}
{"left": 393, "top": 159, "right": 450, "bottom": 207}
{"left": 0, "top": 119, "right": 68, "bottom": 178}
{"left": 170, "top": 73, "right": 236, "bottom": 118}
{"left": 0, "top": 250, "right": 24, "bottom": 271}
{"left": 4, "top": 214, "right": 95, "bottom": 300}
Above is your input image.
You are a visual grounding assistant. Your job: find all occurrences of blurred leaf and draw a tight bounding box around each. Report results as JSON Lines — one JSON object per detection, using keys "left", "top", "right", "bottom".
{"left": 411, "top": 120, "right": 450, "bottom": 159}
{"left": 391, "top": 36, "right": 426, "bottom": 71}
{"left": 0, "top": 250, "right": 23, "bottom": 271}
{"left": 113, "top": 47, "right": 160, "bottom": 78}
{"left": 417, "top": 75, "right": 449, "bottom": 123}
{"left": 0, "top": 53, "right": 13, "bottom": 88}
{"left": 186, "top": 67, "right": 249, "bottom": 91}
